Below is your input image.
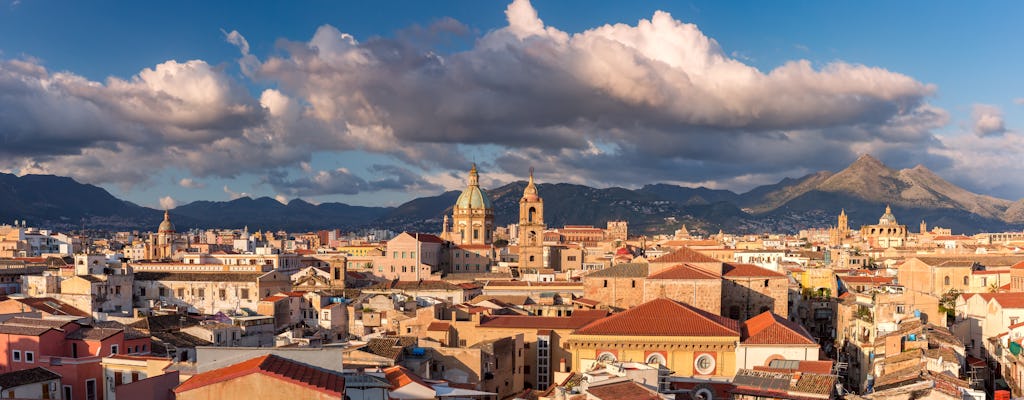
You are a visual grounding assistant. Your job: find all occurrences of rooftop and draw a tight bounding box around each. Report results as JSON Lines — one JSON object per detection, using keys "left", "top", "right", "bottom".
{"left": 574, "top": 298, "right": 740, "bottom": 337}
{"left": 174, "top": 354, "right": 345, "bottom": 395}
{"left": 649, "top": 246, "right": 719, "bottom": 264}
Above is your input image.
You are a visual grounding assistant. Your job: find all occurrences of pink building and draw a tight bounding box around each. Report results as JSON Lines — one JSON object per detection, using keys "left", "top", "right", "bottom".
{"left": 0, "top": 317, "right": 151, "bottom": 400}
{"left": 373, "top": 233, "right": 445, "bottom": 281}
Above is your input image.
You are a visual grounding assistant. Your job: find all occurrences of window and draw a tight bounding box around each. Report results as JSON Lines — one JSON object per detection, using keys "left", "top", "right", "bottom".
{"left": 110, "top": 345, "right": 118, "bottom": 355}
{"left": 63, "top": 386, "right": 71, "bottom": 400}
{"left": 410, "top": 251, "right": 415, "bottom": 259}
{"left": 177, "top": 288, "right": 184, "bottom": 297}
{"left": 401, "top": 251, "right": 406, "bottom": 258}
{"left": 764, "top": 280, "right": 769, "bottom": 287}
{"left": 631, "top": 280, "right": 636, "bottom": 288}
{"left": 219, "top": 289, "right": 226, "bottom": 300}
{"left": 197, "top": 289, "right": 205, "bottom": 298}
{"left": 139, "top": 287, "right": 146, "bottom": 297}
{"left": 241, "top": 289, "right": 249, "bottom": 299}
{"left": 646, "top": 353, "right": 666, "bottom": 366}
{"left": 86, "top": 379, "right": 96, "bottom": 400}
{"left": 603, "top": 280, "right": 608, "bottom": 288}
{"left": 963, "top": 276, "right": 969, "bottom": 286}
{"left": 896, "top": 304, "right": 906, "bottom": 314}
{"left": 473, "top": 229, "right": 479, "bottom": 239}
{"left": 944, "top": 276, "right": 951, "bottom": 286}
{"left": 12, "top": 350, "right": 20, "bottom": 362}
{"left": 597, "top": 352, "right": 617, "bottom": 363}
{"left": 25, "top": 351, "right": 33, "bottom": 363}
{"left": 694, "top": 354, "right": 716, "bottom": 375}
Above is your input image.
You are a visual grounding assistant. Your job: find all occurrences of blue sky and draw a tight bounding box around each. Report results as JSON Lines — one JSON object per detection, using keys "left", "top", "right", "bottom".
{"left": 0, "top": 0, "right": 1022, "bottom": 208}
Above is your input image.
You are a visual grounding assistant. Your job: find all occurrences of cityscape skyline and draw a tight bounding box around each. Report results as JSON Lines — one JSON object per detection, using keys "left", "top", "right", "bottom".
{"left": 0, "top": 0, "right": 1021, "bottom": 209}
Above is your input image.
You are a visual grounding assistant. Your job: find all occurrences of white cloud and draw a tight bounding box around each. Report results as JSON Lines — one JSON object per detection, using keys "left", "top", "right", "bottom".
{"left": 274, "top": 194, "right": 288, "bottom": 204}
{"left": 0, "top": 0, "right": 959, "bottom": 196}
{"left": 223, "top": 185, "right": 249, "bottom": 200}
{"left": 178, "top": 178, "right": 205, "bottom": 189}
{"left": 972, "top": 104, "right": 1007, "bottom": 137}
{"left": 158, "top": 196, "right": 177, "bottom": 210}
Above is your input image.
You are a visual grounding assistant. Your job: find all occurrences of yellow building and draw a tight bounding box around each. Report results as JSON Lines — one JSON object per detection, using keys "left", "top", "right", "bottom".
{"left": 565, "top": 298, "right": 740, "bottom": 378}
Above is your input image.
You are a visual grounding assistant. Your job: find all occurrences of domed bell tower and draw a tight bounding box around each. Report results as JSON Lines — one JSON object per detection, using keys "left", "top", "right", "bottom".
{"left": 518, "top": 167, "right": 545, "bottom": 269}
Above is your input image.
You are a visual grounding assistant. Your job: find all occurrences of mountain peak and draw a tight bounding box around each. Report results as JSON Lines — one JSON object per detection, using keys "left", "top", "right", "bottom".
{"left": 850, "top": 153, "right": 886, "bottom": 168}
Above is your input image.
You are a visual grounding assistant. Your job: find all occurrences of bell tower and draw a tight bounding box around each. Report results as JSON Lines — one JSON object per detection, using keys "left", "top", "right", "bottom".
{"left": 518, "top": 168, "right": 545, "bottom": 269}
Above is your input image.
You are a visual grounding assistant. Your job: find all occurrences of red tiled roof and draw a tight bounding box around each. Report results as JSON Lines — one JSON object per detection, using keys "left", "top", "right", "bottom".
{"left": 572, "top": 298, "right": 601, "bottom": 306}
{"left": 989, "top": 293, "right": 1024, "bottom": 309}
{"left": 9, "top": 297, "right": 90, "bottom": 317}
{"left": 585, "top": 380, "right": 661, "bottom": 400}
{"left": 742, "top": 311, "right": 816, "bottom": 345}
{"left": 1013, "top": 261, "right": 1024, "bottom": 270}
{"left": 174, "top": 354, "right": 345, "bottom": 395}
{"left": 647, "top": 264, "right": 719, "bottom": 280}
{"left": 723, "top": 263, "right": 786, "bottom": 278}
{"left": 426, "top": 321, "right": 450, "bottom": 332}
{"left": 383, "top": 365, "right": 431, "bottom": 389}
{"left": 649, "top": 246, "right": 719, "bottom": 264}
{"left": 574, "top": 298, "right": 740, "bottom": 337}
{"left": 411, "top": 233, "right": 444, "bottom": 243}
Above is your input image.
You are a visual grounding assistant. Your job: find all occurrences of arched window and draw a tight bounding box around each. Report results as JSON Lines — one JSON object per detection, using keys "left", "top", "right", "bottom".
{"left": 944, "top": 276, "right": 951, "bottom": 286}
{"left": 646, "top": 353, "right": 666, "bottom": 366}
{"left": 597, "top": 352, "right": 617, "bottom": 363}
{"left": 528, "top": 207, "right": 536, "bottom": 223}
{"left": 963, "top": 276, "right": 969, "bottom": 286}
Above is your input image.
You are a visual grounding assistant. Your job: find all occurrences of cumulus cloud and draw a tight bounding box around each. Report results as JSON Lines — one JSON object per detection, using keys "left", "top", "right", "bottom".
{"left": 178, "top": 178, "right": 205, "bottom": 189}
{"left": 0, "top": 0, "right": 964, "bottom": 197}
{"left": 972, "top": 104, "right": 1007, "bottom": 137}
{"left": 158, "top": 196, "right": 177, "bottom": 210}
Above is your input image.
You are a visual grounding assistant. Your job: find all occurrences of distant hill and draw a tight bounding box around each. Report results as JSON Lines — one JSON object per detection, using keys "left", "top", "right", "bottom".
{"left": 2, "top": 155, "right": 1023, "bottom": 234}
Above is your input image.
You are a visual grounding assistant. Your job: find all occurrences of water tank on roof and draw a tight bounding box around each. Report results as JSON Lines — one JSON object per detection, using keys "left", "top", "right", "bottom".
{"left": 411, "top": 347, "right": 426, "bottom": 357}
{"left": 914, "top": 309, "right": 921, "bottom": 318}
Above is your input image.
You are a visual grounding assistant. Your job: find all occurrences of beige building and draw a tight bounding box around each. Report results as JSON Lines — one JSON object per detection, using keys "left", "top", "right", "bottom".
{"left": 859, "top": 206, "right": 908, "bottom": 249}
{"left": 133, "top": 271, "right": 292, "bottom": 315}
{"left": 518, "top": 169, "right": 545, "bottom": 270}
{"left": 447, "top": 164, "right": 494, "bottom": 246}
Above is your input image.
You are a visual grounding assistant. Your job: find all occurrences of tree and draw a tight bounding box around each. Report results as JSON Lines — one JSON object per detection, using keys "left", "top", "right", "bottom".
{"left": 939, "top": 289, "right": 961, "bottom": 314}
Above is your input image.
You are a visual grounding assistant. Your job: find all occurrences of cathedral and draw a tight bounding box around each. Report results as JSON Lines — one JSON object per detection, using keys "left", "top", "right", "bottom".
{"left": 859, "top": 205, "right": 908, "bottom": 248}
{"left": 448, "top": 163, "right": 494, "bottom": 245}
{"left": 146, "top": 210, "right": 186, "bottom": 260}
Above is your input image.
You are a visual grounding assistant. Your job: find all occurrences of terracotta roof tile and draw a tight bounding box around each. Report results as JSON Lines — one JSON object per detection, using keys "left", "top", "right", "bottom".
{"left": 585, "top": 380, "right": 661, "bottom": 400}
{"left": 7, "top": 297, "right": 90, "bottom": 317}
{"left": 0, "top": 367, "right": 60, "bottom": 388}
{"left": 383, "top": 365, "right": 431, "bottom": 389}
{"left": 742, "top": 311, "right": 816, "bottom": 345}
{"left": 723, "top": 263, "right": 786, "bottom": 278}
{"left": 649, "top": 246, "right": 719, "bottom": 264}
{"left": 174, "top": 354, "right": 345, "bottom": 395}
{"left": 574, "top": 298, "right": 739, "bottom": 337}
{"left": 647, "top": 264, "right": 719, "bottom": 280}
{"left": 426, "top": 321, "right": 450, "bottom": 332}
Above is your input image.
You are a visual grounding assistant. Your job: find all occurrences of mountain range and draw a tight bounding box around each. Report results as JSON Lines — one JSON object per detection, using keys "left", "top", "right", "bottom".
{"left": 2, "top": 155, "right": 1022, "bottom": 235}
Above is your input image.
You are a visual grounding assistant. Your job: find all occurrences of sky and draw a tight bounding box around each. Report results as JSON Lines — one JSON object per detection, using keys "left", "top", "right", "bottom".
{"left": 0, "top": 0, "right": 1022, "bottom": 209}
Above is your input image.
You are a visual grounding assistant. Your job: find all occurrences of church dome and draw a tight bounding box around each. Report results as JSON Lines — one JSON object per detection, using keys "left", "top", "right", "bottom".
{"left": 455, "top": 164, "right": 493, "bottom": 210}
{"left": 878, "top": 205, "right": 897, "bottom": 225}
{"left": 158, "top": 210, "right": 175, "bottom": 234}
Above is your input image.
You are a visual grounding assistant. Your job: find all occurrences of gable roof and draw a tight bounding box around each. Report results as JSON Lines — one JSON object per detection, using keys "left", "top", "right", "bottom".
{"left": 0, "top": 367, "right": 60, "bottom": 389}
{"left": 7, "top": 297, "right": 90, "bottom": 317}
{"left": 649, "top": 246, "right": 719, "bottom": 264}
{"left": 585, "top": 263, "right": 647, "bottom": 278}
{"left": 989, "top": 293, "right": 1024, "bottom": 309}
{"left": 383, "top": 365, "right": 432, "bottom": 389}
{"left": 742, "top": 311, "right": 816, "bottom": 345}
{"left": 574, "top": 298, "right": 739, "bottom": 337}
{"left": 723, "top": 263, "right": 786, "bottom": 278}
{"left": 647, "top": 264, "right": 719, "bottom": 280}
{"left": 174, "top": 354, "right": 345, "bottom": 395}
